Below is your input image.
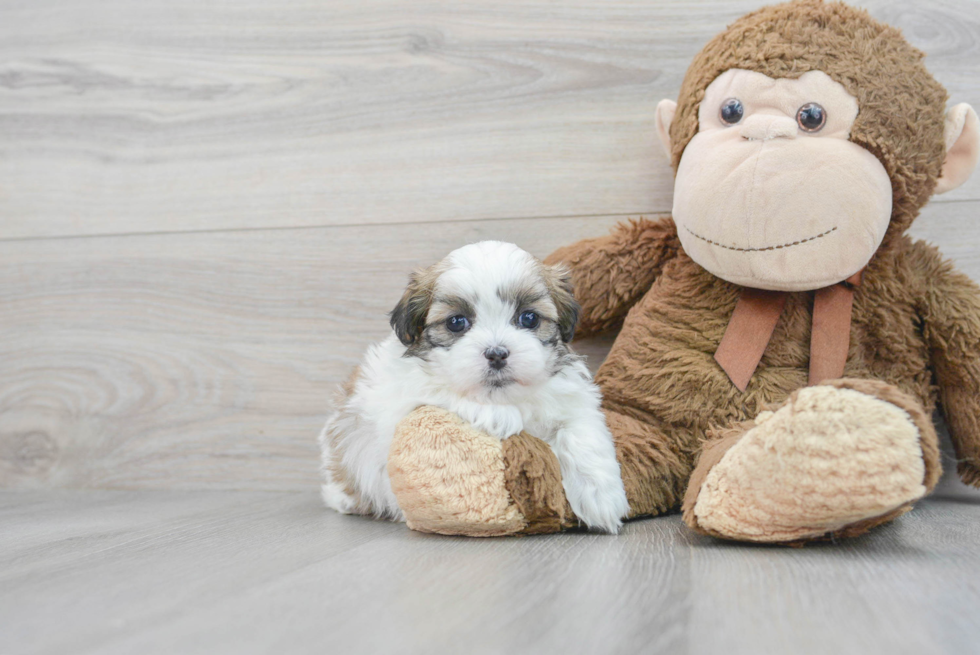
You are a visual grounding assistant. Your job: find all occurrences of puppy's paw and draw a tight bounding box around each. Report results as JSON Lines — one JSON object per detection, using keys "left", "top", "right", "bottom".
{"left": 454, "top": 401, "right": 524, "bottom": 439}
{"left": 321, "top": 480, "right": 356, "bottom": 514}
{"left": 563, "top": 470, "right": 630, "bottom": 534}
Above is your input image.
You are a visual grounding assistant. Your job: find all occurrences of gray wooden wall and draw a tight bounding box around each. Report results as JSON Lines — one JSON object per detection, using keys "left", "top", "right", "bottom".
{"left": 2, "top": 0, "right": 979, "bottom": 491}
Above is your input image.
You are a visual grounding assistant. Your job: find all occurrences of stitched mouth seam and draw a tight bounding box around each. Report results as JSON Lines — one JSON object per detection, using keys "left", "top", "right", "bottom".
{"left": 684, "top": 226, "right": 838, "bottom": 252}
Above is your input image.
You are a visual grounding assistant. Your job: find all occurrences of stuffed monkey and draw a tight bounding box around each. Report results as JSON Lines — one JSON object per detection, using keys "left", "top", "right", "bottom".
{"left": 386, "top": 0, "right": 980, "bottom": 543}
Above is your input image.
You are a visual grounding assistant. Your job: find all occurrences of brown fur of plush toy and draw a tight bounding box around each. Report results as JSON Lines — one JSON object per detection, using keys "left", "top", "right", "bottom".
{"left": 681, "top": 378, "right": 942, "bottom": 542}
{"left": 388, "top": 406, "right": 528, "bottom": 536}
{"left": 389, "top": 0, "right": 980, "bottom": 542}
{"left": 523, "top": 0, "right": 980, "bottom": 539}
{"left": 538, "top": 225, "right": 980, "bottom": 532}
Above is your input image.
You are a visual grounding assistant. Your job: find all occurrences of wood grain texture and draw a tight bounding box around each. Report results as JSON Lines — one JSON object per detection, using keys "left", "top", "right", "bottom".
{"left": 0, "top": 214, "right": 625, "bottom": 489}
{"left": 1, "top": 488, "right": 979, "bottom": 655}
{"left": 1, "top": 202, "right": 978, "bottom": 490}
{"left": 1, "top": 0, "right": 978, "bottom": 240}
{"left": 3, "top": 3, "right": 979, "bottom": 650}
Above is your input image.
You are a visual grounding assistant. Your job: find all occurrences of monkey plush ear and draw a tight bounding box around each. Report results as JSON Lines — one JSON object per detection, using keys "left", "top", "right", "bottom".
{"left": 935, "top": 103, "right": 980, "bottom": 195}
{"left": 389, "top": 268, "right": 436, "bottom": 346}
{"left": 655, "top": 99, "right": 677, "bottom": 161}
{"left": 542, "top": 264, "right": 581, "bottom": 343}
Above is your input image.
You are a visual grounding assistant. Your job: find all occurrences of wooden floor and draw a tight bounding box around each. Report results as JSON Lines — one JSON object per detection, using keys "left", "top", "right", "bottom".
{"left": 3, "top": 473, "right": 980, "bottom": 655}
{"left": 2, "top": 0, "right": 979, "bottom": 491}
{"left": 3, "top": 0, "right": 980, "bottom": 652}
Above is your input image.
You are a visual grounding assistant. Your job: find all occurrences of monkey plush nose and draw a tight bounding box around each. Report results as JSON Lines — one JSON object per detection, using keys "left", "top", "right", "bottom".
{"left": 740, "top": 114, "right": 798, "bottom": 141}
{"left": 484, "top": 347, "right": 509, "bottom": 370}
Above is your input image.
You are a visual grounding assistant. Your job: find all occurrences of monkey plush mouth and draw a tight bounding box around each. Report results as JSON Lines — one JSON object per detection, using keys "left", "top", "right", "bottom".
{"left": 683, "top": 225, "right": 838, "bottom": 253}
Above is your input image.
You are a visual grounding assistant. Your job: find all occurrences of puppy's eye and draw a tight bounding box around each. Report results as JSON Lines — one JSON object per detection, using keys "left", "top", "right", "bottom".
{"left": 446, "top": 315, "right": 470, "bottom": 333}
{"left": 720, "top": 98, "right": 744, "bottom": 125}
{"left": 518, "top": 311, "right": 540, "bottom": 330}
{"left": 796, "top": 102, "right": 826, "bottom": 132}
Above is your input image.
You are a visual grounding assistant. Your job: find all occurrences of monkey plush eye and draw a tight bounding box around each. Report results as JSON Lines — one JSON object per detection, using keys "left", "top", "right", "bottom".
{"left": 719, "top": 98, "right": 744, "bottom": 125}
{"left": 518, "top": 311, "right": 540, "bottom": 329}
{"left": 446, "top": 315, "right": 470, "bottom": 333}
{"left": 796, "top": 102, "right": 826, "bottom": 132}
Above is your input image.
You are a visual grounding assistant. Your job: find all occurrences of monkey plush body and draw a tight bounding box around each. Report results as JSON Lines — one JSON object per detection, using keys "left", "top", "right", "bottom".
{"left": 384, "top": 0, "right": 980, "bottom": 543}
{"left": 544, "top": 219, "right": 973, "bottom": 540}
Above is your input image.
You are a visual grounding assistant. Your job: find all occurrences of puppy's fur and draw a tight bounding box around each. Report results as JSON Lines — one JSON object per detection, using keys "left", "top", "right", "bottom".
{"left": 318, "top": 241, "right": 630, "bottom": 533}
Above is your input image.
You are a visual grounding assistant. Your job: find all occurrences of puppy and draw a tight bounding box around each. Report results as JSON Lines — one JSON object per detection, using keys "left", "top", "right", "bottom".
{"left": 318, "top": 241, "right": 630, "bottom": 533}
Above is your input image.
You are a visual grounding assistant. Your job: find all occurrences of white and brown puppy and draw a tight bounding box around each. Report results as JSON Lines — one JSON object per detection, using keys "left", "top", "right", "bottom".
{"left": 319, "top": 240, "right": 630, "bottom": 533}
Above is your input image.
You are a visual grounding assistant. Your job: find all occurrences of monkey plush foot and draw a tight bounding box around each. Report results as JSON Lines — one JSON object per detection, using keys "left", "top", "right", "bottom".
{"left": 682, "top": 379, "right": 941, "bottom": 544}
{"left": 388, "top": 406, "right": 577, "bottom": 537}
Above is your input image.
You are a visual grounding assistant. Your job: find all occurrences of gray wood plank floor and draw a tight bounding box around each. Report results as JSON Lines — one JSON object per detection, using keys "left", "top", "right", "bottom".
{"left": 3, "top": 1, "right": 980, "bottom": 652}
{"left": 2, "top": 204, "right": 977, "bottom": 491}
{"left": 2, "top": 0, "right": 977, "bottom": 240}
{"left": 3, "top": 472, "right": 979, "bottom": 655}
{"left": 2, "top": 0, "right": 979, "bottom": 492}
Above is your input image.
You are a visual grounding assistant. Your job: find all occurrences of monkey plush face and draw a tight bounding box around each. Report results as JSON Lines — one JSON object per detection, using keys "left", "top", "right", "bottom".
{"left": 670, "top": 69, "right": 892, "bottom": 291}
{"left": 655, "top": 0, "right": 980, "bottom": 293}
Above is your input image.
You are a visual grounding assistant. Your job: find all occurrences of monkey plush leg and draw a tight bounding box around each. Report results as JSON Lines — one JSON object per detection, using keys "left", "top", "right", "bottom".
{"left": 388, "top": 406, "right": 581, "bottom": 536}
{"left": 503, "top": 407, "right": 697, "bottom": 528}
{"left": 389, "top": 405, "right": 695, "bottom": 536}
{"left": 387, "top": 406, "right": 528, "bottom": 536}
{"left": 682, "top": 379, "right": 942, "bottom": 544}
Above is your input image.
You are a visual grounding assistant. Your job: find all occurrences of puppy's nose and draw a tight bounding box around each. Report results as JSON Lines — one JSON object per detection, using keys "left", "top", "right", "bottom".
{"left": 484, "top": 346, "right": 509, "bottom": 370}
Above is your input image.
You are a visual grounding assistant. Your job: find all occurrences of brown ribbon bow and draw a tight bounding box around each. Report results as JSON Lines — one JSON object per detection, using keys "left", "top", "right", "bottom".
{"left": 714, "top": 271, "right": 863, "bottom": 392}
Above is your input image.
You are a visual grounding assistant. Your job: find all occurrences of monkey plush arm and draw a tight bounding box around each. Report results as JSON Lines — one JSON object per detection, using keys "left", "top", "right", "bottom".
{"left": 544, "top": 216, "right": 682, "bottom": 337}
{"left": 915, "top": 243, "right": 980, "bottom": 487}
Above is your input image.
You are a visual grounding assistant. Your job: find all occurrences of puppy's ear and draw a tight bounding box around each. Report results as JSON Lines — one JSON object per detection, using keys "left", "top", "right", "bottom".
{"left": 542, "top": 263, "right": 580, "bottom": 343}
{"left": 389, "top": 266, "right": 437, "bottom": 346}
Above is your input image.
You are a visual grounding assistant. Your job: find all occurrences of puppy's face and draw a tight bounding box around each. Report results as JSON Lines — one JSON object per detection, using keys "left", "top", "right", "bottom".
{"left": 390, "top": 241, "right": 580, "bottom": 402}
